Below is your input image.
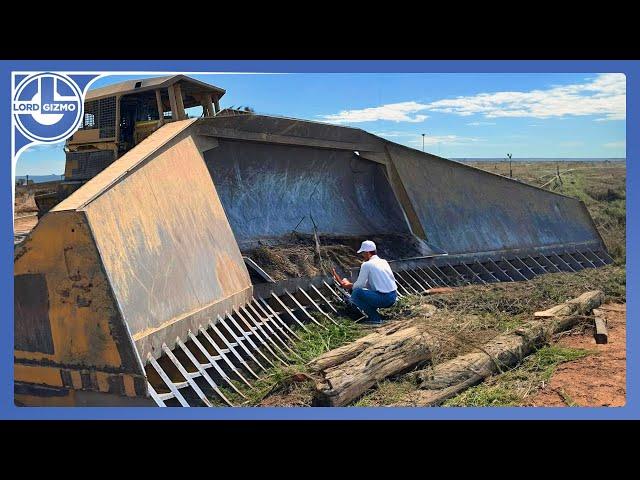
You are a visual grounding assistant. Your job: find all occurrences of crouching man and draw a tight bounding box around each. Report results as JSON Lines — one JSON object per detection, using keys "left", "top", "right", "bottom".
{"left": 332, "top": 240, "right": 398, "bottom": 325}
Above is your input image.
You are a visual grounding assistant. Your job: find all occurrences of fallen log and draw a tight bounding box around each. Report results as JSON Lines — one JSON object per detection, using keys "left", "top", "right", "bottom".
{"left": 593, "top": 308, "right": 609, "bottom": 345}
{"left": 309, "top": 306, "right": 438, "bottom": 407}
{"left": 534, "top": 290, "right": 604, "bottom": 318}
{"left": 396, "top": 290, "right": 604, "bottom": 407}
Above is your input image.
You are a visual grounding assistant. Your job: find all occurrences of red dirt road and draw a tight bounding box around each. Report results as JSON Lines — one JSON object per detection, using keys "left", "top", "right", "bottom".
{"left": 529, "top": 303, "right": 626, "bottom": 407}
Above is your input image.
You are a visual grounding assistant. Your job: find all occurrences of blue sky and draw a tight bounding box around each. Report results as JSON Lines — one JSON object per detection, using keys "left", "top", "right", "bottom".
{"left": 16, "top": 72, "right": 626, "bottom": 176}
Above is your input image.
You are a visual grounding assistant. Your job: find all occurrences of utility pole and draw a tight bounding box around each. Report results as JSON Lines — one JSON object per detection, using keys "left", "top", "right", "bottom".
{"left": 506, "top": 153, "right": 513, "bottom": 178}
{"left": 422, "top": 133, "right": 426, "bottom": 152}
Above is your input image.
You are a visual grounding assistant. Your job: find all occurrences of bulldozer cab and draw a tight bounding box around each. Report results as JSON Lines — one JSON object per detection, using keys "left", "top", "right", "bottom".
{"left": 34, "top": 75, "right": 225, "bottom": 216}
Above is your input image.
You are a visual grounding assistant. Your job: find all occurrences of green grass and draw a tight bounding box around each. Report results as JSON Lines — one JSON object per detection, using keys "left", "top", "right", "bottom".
{"left": 443, "top": 346, "right": 596, "bottom": 407}
{"left": 210, "top": 314, "right": 366, "bottom": 406}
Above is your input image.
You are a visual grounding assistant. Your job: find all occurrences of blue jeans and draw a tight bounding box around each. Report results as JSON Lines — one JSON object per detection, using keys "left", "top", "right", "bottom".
{"left": 349, "top": 288, "right": 398, "bottom": 323}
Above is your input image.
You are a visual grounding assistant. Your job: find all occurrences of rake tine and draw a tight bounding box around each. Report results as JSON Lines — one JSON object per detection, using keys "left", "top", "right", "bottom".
{"left": 408, "top": 268, "right": 431, "bottom": 292}
{"left": 586, "top": 248, "right": 607, "bottom": 267}
{"left": 403, "top": 269, "right": 427, "bottom": 293}
{"left": 236, "top": 308, "right": 288, "bottom": 365}
{"left": 475, "top": 260, "right": 500, "bottom": 282}
{"left": 402, "top": 270, "right": 422, "bottom": 293}
{"left": 258, "top": 297, "right": 303, "bottom": 341}
{"left": 411, "top": 267, "right": 435, "bottom": 289}
{"left": 447, "top": 262, "right": 474, "bottom": 285}
{"left": 175, "top": 338, "right": 234, "bottom": 406}
{"left": 271, "top": 292, "right": 310, "bottom": 332}
{"left": 526, "top": 255, "right": 548, "bottom": 274}
{"left": 187, "top": 331, "right": 249, "bottom": 396}
{"left": 430, "top": 264, "right": 453, "bottom": 286}
{"left": 147, "top": 353, "right": 190, "bottom": 407}
{"left": 488, "top": 258, "right": 515, "bottom": 281}
{"left": 513, "top": 256, "right": 537, "bottom": 278}
{"left": 242, "top": 306, "right": 293, "bottom": 362}
{"left": 298, "top": 287, "right": 337, "bottom": 324}
{"left": 310, "top": 284, "right": 338, "bottom": 313}
{"left": 396, "top": 271, "right": 419, "bottom": 294}
{"left": 563, "top": 252, "right": 584, "bottom": 271}
{"left": 147, "top": 383, "right": 167, "bottom": 407}
{"left": 162, "top": 343, "right": 214, "bottom": 407}
{"left": 284, "top": 289, "right": 325, "bottom": 328}
{"left": 223, "top": 314, "right": 271, "bottom": 370}
{"left": 393, "top": 272, "right": 413, "bottom": 295}
{"left": 502, "top": 257, "right": 529, "bottom": 281}
{"left": 323, "top": 280, "right": 346, "bottom": 303}
{"left": 249, "top": 301, "right": 297, "bottom": 348}
{"left": 573, "top": 249, "right": 596, "bottom": 269}
{"left": 206, "top": 321, "right": 260, "bottom": 380}
{"left": 551, "top": 253, "right": 576, "bottom": 272}
{"left": 538, "top": 254, "right": 562, "bottom": 273}
{"left": 417, "top": 266, "right": 441, "bottom": 287}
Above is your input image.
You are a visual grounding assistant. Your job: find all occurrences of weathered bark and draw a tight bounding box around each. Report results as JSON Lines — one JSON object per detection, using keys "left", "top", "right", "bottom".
{"left": 534, "top": 290, "right": 605, "bottom": 318}
{"left": 308, "top": 305, "right": 436, "bottom": 372}
{"left": 395, "top": 290, "right": 604, "bottom": 407}
{"left": 310, "top": 310, "right": 438, "bottom": 406}
{"left": 593, "top": 308, "right": 609, "bottom": 344}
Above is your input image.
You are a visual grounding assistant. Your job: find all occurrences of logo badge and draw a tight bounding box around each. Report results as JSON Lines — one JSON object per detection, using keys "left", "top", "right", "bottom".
{"left": 13, "top": 73, "right": 84, "bottom": 143}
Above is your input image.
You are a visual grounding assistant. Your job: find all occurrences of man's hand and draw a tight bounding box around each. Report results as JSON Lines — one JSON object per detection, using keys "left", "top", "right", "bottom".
{"left": 332, "top": 268, "right": 353, "bottom": 290}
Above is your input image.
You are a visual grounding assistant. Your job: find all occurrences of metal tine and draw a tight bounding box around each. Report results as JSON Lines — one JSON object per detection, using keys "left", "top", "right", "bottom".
{"left": 585, "top": 248, "right": 607, "bottom": 267}
{"left": 205, "top": 321, "right": 260, "bottom": 380}
{"left": 395, "top": 271, "right": 419, "bottom": 294}
{"left": 175, "top": 338, "right": 234, "bottom": 406}
{"left": 242, "top": 306, "right": 294, "bottom": 361}
{"left": 475, "top": 260, "right": 501, "bottom": 282}
{"left": 502, "top": 257, "right": 529, "bottom": 281}
{"left": 147, "top": 383, "right": 167, "bottom": 407}
{"left": 399, "top": 270, "right": 422, "bottom": 293}
{"left": 511, "top": 256, "right": 537, "bottom": 278}
{"left": 573, "top": 249, "right": 596, "bottom": 268}
{"left": 526, "top": 255, "right": 549, "bottom": 274}
{"left": 298, "top": 287, "right": 338, "bottom": 324}
{"left": 411, "top": 267, "right": 435, "bottom": 289}
{"left": 562, "top": 252, "right": 584, "bottom": 271}
{"left": 430, "top": 264, "right": 452, "bottom": 286}
{"left": 323, "top": 280, "right": 345, "bottom": 304}
{"left": 459, "top": 262, "right": 486, "bottom": 285}
{"left": 236, "top": 308, "right": 287, "bottom": 365}
{"left": 404, "top": 269, "right": 429, "bottom": 293}
{"left": 271, "top": 292, "right": 310, "bottom": 332}
{"left": 418, "top": 266, "right": 442, "bottom": 287}
{"left": 250, "top": 300, "right": 298, "bottom": 347}
{"left": 284, "top": 289, "right": 325, "bottom": 328}
{"left": 598, "top": 249, "right": 615, "bottom": 264}
{"left": 222, "top": 314, "right": 270, "bottom": 370}
{"left": 538, "top": 254, "right": 562, "bottom": 273}
{"left": 147, "top": 354, "right": 190, "bottom": 407}
{"left": 441, "top": 262, "right": 466, "bottom": 285}
{"left": 488, "top": 258, "right": 514, "bottom": 282}
{"left": 551, "top": 253, "right": 576, "bottom": 272}
{"left": 393, "top": 272, "right": 413, "bottom": 295}
{"left": 162, "top": 343, "right": 214, "bottom": 407}
{"left": 311, "top": 284, "right": 338, "bottom": 314}
{"left": 257, "top": 297, "right": 303, "bottom": 341}
{"left": 187, "top": 331, "right": 250, "bottom": 396}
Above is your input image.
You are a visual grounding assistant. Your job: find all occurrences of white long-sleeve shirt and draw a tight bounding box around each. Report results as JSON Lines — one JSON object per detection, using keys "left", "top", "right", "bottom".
{"left": 352, "top": 255, "right": 397, "bottom": 293}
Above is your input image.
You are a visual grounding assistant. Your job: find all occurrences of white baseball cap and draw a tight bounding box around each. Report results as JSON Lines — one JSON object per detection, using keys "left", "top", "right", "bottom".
{"left": 357, "top": 240, "right": 377, "bottom": 253}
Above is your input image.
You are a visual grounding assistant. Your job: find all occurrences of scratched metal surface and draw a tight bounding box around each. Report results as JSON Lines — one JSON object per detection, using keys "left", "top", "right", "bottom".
{"left": 84, "top": 135, "right": 252, "bottom": 360}
{"left": 204, "top": 140, "right": 411, "bottom": 247}
{"left": 386, "top": 143, "right": 604, "bottom": 254}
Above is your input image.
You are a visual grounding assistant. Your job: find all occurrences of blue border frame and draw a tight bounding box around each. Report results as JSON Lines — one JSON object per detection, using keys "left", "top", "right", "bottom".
{"left": 1, "top": 60, "right": 635, "bottom": 420}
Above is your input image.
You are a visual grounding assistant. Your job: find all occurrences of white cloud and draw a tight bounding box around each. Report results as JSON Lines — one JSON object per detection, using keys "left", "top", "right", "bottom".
{"left": 320, "top": 73, "right": 626, "bottom": 124}
{"left": 604, "top": 141, "right": 625, "bottom": 149}
{"left": 321, "top": 101, "right": 429, "bottom": 124}
{"left": 407, "top": 134, "right": 482, "bottom": 147}
{"left": 467, "top": 121, "right": 496, "bottom": 126}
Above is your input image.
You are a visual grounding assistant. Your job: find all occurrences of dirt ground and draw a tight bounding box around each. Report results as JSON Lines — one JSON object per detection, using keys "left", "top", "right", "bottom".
{"left": 528, "top": 303, "right": 626, "bottom": 407}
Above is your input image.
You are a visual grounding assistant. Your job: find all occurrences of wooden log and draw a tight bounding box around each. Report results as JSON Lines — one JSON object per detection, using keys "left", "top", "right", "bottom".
{"left": 310, "top": 317, "right": 438, "bottom": 407}
{"left": 593, "top": 309, "right": 609, "bottom": 344}
{"left": 534, "top": 290, "right": 604, "bottom": 318}
{"left": 396, "top": 290, "right": 604, "bottom": 406}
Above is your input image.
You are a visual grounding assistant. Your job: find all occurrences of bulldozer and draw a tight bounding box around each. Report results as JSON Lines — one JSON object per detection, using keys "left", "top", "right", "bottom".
{"left": 15, "top": 75, "right": 612, "bottom": 407}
